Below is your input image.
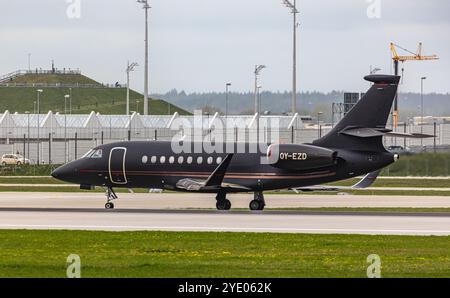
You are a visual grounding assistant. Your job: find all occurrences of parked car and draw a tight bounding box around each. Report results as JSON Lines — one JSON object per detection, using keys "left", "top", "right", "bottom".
{"left": 1, "top": 154, "right": 30, "bottom": 166}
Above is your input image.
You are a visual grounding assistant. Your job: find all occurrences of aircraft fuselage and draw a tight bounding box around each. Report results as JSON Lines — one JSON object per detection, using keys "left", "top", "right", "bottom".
{"left": 52, "top": 141, "right": 395, "bottom": 193}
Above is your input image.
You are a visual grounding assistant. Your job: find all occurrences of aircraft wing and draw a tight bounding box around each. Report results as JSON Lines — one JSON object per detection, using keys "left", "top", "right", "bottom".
{"left": 175, "top": 154, "right": 249, "bottom": 191}
{"left": 292, "top": 170, "right": 381, "bottom": 193}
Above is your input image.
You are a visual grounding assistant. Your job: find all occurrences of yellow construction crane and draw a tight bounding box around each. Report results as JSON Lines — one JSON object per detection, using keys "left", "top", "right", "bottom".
{"left": 390, "top": 42, "right": 438, "bottom": 128}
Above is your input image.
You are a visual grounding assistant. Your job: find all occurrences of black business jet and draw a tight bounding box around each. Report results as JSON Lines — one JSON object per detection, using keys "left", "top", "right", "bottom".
{"left": 52, "top": 74, "right": 425, "bottom": 211}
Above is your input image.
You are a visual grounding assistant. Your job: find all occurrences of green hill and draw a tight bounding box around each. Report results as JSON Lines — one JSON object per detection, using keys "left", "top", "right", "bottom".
{"left": 0, "top": 73, "right": 190, "bottom": 115}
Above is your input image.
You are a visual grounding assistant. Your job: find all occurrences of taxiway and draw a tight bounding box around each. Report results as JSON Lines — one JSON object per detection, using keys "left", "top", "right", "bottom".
{"left": 0, "top": 192, "right": 449, "bottom": 235}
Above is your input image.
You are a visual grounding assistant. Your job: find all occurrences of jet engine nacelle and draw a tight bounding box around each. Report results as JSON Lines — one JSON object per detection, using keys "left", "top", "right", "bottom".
{"left": 267, "top": 144, "right": 337, "bottom": 171}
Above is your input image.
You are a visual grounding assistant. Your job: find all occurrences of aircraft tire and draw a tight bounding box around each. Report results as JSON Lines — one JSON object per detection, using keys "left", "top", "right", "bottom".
{"left": 105, "top": 202, "right": 115, "bottom": 209}
{"left": 249, "top": 200, "right": 264, "bottom": 211}
{"left": 216, "top": 199, "right": 231, "bottom": 211}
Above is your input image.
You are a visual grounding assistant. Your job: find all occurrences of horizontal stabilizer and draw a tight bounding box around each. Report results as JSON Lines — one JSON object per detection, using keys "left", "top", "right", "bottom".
{"left": 340, "top": 126, "right": 434, "bottom": 139}
{"left": 384, "top": 132, "right": 434, "bottom": 139}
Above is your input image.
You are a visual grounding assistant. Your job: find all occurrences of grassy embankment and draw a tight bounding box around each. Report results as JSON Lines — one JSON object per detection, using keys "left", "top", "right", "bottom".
{"left": 0, "top": 73, "right": 190, "bottom": 115}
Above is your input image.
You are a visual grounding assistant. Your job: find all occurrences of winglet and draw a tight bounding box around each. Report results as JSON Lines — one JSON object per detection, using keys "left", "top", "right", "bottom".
{"left": 204, "top": 154, "right": 234, "bottom": 188}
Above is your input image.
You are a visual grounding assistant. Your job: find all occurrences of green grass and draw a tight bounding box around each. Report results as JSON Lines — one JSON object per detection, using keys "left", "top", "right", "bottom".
{"left": 0, "top": 175, "right": 449, "bottom": 197}
{"left": 330, "top": 178, "right": 450, "bottom": 188}
{"left": 0, "top": 175, "right": 448, "bottom": 188}
{"left": 275, "top": 190, "right": 450, "bottom": 196}
{"left": 267, "top": 207, "right": 450, "bottom": 213}
{"left": 0, "top": 165, "right": 59, "bottom": 176}
{"left": 0, "top": 185, "right": 450, "bottom": 196}
{"left": 0, "top": 230, "right": 449, "bottom": 277}
{"left": 382, "top": 153, "right": 450, "bottom": 177}
{"left": 0, "top": 186, "right": 152, "bottom": 193}
{"left": 0, "top": 87, "right": 189, "bottom": 115}
{"left": 0, "top": 177, "right": 67, "bottom": 184}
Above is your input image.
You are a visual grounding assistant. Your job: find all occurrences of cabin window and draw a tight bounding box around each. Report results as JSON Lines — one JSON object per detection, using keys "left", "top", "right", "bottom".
{"left": 216, "top": 157, "right": 223, "bottom": 164}
{"left": 207, "top": 157, "right": 213, "bottom": 164}
{"left": 169, "top": 156, "right": 175, "bottom": 164}
{"left": 187, "top": 156, "right": 193, "bottom": 164}
{"left": 90, "top": 149, "right": 103, "bottom": 159}
{"left": 197, "top": 157, "right": 203, "bottom": 164}
{"left": 150, "top": 156, "right": 157, "bottom": 163}
{"left": 142, "top": 156, "right": 148, "bottom": 164}
{"left": 178, "top": 156, "right": 184, "bottom": 164}
{"left": 160, "top": 156, "right": 166, "bottom": 164}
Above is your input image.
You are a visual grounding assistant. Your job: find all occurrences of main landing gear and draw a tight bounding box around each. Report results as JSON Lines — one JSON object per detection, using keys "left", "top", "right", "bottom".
{"left": 249, "top": 191, "right": 265, "bottom": 211}
{"left": 215, "top": 191, "right": 266, "bottom": 211}
{"left": 105, "top": 187, "right": 118, "bottom": 209}
{"left": 216, "top": 191, "right": 231, "bottom": 211}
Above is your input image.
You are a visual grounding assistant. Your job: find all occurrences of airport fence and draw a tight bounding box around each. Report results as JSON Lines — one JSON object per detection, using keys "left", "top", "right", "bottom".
{"left": 381, "top": 153, "right": 450, "bottom": 177}
{"left": 0, "top": 124, "right": 447, "bottom": 165}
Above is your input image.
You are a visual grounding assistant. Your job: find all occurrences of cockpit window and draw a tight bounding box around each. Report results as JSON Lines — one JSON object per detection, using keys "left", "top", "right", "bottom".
{"left": 90, "top": 149, "right": 103, "bottom": 159}
{"left": 81, "top": 149, "right": 94, "bottom": 158}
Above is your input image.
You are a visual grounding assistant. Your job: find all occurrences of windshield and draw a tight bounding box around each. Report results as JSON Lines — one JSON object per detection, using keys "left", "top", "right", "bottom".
{"left": 81, "top": 149, "right": 103, "bottom": 159}
{"left": 90, "top": 149, "right": 103, "bottom": 158}
{"left": 81, "top": 149, "right": 94, "bottom": 158}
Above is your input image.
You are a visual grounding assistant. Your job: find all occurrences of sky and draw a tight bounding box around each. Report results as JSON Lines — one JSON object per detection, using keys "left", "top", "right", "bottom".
{"left": 0, "top": 0, "right": 449, "bottom": 94}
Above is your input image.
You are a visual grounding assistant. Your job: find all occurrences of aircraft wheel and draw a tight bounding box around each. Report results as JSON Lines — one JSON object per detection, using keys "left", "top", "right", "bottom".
{"left": 216, "top": 199, "right": 231, "bottom": 211}
{"left": 249, "top": 199, "right": 264, "bottom": 211}
{"left": 105, "top": 202, "right": 115, "bottom": 209}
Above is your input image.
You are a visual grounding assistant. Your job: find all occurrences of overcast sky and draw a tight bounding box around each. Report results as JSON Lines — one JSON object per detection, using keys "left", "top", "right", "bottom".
{"left": 0, "top": 0, "right": 449, "bottom": 94}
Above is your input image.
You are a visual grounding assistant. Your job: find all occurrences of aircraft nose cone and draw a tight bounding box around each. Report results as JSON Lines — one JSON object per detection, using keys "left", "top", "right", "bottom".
{"left": 51, "top": 167, "right": 62, "bottom": 178}
{"left": 51, "top": 165, "right": 71, "bottom": 181}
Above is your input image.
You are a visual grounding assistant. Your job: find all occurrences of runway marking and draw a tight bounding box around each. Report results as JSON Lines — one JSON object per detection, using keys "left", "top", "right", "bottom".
{"left": 0, "top": 224, "right": 449, "bottom": 235}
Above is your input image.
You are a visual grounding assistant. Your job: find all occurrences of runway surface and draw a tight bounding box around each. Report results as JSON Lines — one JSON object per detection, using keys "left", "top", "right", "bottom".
{"left": 1, "top": 192, "right": 450, "bottom": 235}
{"left": 2, "top": 192, "right": 450, "bottom": 208}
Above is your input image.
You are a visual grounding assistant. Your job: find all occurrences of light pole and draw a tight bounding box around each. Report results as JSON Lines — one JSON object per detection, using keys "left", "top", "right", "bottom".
{"left": 25, "top": 111, "right": 30, "bottom": 161}
{"left": 225, "top": 83, "right": 231, "bottom": 118}
{"left": 28, "top": 53, "right": 31, "bottom": 72}
{"left": 317, "top": 111, "right": 323, "bottom": 138}
{"left": 282, "top": 0, "right": 299, "bottom": 114}
{"left": 36, "top": 89, "right": 43, "bottom": 165}
{"left": 69, "top": 88, "right": 72, "bottom": 114}
{"left": 421, "top": 77, "right": 427, "bottom": 146}
{"left": 254, "top": 65, "right": 266, "bottom": 114}
{"left": 137, "top": 0, "right": 150, "bottom": 115}
{"left": 64, "top": 94, "right": 70, "bottom": 163}
{"left": 126, "top": 61, "right": 139, "bottom": 115}
{"left": 129, "top": 111, "right": 136, "bottom": 141}
{"left": 257, "top": 85, "right": 262, "bottom": 115}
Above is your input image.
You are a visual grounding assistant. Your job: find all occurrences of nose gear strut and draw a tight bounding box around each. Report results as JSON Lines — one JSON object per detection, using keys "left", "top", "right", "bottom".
{"left": 105, "top": 187, "right": 118, "bottom": 209}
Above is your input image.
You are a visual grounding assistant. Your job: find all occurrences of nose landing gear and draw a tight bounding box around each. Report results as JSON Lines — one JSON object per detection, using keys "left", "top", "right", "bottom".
{"left": 105, "top": 187, "right": 118, "bottom": 209}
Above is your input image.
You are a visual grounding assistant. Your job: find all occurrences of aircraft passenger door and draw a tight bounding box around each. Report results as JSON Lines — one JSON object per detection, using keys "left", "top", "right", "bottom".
{"left": 109, "top": 147, "right": 127, "bottom": 184}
